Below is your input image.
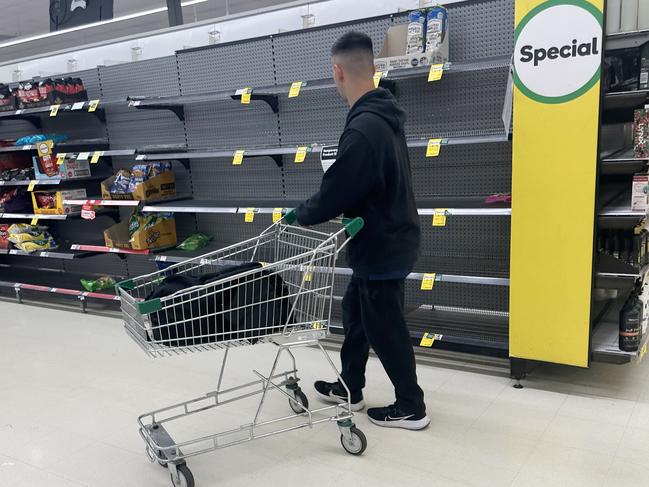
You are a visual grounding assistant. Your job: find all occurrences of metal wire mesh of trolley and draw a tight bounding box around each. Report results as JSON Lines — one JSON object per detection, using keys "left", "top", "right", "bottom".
{"left": 116, "top": 210, "right": 367, "bottom": 487}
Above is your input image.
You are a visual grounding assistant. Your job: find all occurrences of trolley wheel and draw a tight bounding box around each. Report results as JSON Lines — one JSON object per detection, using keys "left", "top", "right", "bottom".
{"left": 289, "top": 388, "right": 309, "bottom": 414}
{"left": 157, "top": 450, "right": 168, "bottom": 468}
{"left": 170, "top": 464, "right": 194, "bottom": 487}
{"left": 340, "top": 426, "right": 367, "bottom": 456}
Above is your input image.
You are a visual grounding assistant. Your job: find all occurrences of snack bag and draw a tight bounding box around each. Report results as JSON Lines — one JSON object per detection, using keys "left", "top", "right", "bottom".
{"left": 110, "top": 169, "right": 132, "bottom": 194}
{"left": 16, "top": 237, "right": 56, "bottom": 253}
{"left": 177, "top": 233, "right": 213, "bottom": 251}
{"left": 80, "top": 276, "right": 116, "bottom": 292}
{"left": 127, "top": 164, "right": 151, "bottom": 193}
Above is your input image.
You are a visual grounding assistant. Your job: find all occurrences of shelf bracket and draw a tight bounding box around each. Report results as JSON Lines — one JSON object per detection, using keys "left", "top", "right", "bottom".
{"left": 230, "top": 93, "right": 279, "bottom": 114}
{"left": 135, "top": 104, "right": 185, "bottom": 121}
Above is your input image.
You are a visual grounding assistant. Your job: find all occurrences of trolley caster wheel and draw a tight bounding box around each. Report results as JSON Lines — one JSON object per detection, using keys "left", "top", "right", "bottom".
{"left": 340, "top": 426, "right": 367, "bottom": 456}
{"left": 289, "top": 388, "right": 309, "bottom": 414}
{"left": 157, "top": 450, "right": 168, "bottom": 468}
{"left": 170, "top": 464, "right": 194, "bottom": 487}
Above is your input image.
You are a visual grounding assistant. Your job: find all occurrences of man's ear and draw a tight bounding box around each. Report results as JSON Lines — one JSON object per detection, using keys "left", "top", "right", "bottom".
{"left": 333, "top": 63, "right": 344, "bottom": 81}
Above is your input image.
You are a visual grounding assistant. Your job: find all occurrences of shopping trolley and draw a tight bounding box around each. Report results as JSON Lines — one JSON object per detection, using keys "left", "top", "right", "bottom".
{"left": 116, "top": 210, "right": 367, "bottom": 487}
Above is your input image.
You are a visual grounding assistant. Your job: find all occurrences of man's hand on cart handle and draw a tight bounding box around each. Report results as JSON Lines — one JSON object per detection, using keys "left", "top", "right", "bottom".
{"left": 283, "top": 209, "right": 364, "bottom": 238}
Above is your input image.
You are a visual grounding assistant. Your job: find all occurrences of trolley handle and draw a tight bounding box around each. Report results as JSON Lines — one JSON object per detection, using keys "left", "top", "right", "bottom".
{"left": 283, "top": 209, "right": 364, "bottom": 238}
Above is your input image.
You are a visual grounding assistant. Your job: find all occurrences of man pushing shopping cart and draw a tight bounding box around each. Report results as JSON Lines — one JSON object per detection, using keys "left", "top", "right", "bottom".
{"left": 297, "top": 31, "right": 430, "bottom": 431}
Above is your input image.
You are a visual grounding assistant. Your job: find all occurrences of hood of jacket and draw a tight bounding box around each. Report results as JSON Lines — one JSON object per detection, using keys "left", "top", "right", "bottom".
{"left": 346, "top": 87, "right": 406, "bottom": 134}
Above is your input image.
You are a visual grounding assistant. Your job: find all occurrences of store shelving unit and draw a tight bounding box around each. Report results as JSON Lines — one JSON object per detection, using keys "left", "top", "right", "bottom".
{"left": 0, "top": 0, "right": 515, "bottom": 360}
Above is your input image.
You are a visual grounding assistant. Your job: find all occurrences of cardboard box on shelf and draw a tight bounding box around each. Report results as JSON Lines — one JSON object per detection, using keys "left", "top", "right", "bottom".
{"left": 100, "top": 170, "right": 176, "bottom": 202}
{"left": 375, "top": 24, "right": 434, "bottom": 71}
{"left": 31, "top": 188, "right": 86, "bottom": 215}
{"left": 632, "top": 174, "right": 649, "bottom": 211}
{"left": 32, "top": 156, "right": 91, "bottom": 181}
{"left": 104, "top": 214, "right": 177, "bottom": 251}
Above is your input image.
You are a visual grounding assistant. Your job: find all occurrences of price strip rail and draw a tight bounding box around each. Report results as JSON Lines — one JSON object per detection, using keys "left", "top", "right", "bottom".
{"left": 0, "top": 99, "right": 122, "bottom": 124}
{"left": 0, "top": 249, "right": 76, "bottom": 259}
{"left": 0, "top": 138, "right": 108, "bottom": 154}
{"left": 70, "top": 244, "right": 150, "bottom": 255}
{"left": 0, "top": 213, "right": 67, "bottom": 220}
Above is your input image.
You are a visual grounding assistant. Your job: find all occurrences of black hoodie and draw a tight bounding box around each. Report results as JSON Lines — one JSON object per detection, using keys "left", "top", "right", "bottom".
{"left": 297, "top": 88, "right": 420, "bottom": 278}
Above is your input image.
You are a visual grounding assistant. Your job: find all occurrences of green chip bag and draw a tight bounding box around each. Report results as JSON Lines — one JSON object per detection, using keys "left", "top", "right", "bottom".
{"left": 177, "top": 233, "right": 213, "bottom": 252}
{"left": 80, "top": 276, "right": 116, "bottom": 292}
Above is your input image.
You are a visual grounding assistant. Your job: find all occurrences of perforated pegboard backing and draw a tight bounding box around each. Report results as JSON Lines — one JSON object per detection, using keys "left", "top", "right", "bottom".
{"left": 176, "top": 38, "right": 276, "bottom": 94}
{"left": 277, "top": 88, "right": 348, "bottom": 146}
{"left": 410, "top": 142, "right": 512, "bottom": 198}
{"left": 101, "top": 57, "right": 186, "bottom": 149}
{"left": 191, "top": 157, "right": 285, "bottom": 200}
{"left": 397, "top": 68, "right": 510, "bottom": 139}
{"left": 393, "top": 0, "right": 515, "bottom": 62}
{"left": 183, "top": 104, "right": 279, "bottom": 150}
{"left": 272, "top": 17, "right": 393, "bottom": 84}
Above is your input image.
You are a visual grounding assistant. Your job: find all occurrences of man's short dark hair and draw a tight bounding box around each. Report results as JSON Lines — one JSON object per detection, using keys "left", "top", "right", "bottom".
{"left": 331, "top": 31, "right": 374, "bottom": 57}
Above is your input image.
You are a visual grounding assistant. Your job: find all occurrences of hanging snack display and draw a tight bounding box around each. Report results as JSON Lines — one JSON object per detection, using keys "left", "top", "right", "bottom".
{"left": 634, "top": 108, "right": 649, "bottom": 159}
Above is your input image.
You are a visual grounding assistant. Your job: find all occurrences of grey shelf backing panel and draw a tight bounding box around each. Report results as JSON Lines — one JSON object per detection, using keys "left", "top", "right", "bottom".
{"left": 183, "top": 103, "right": 279, "bottom": 150}
{"left": 195, "top": 213, "right": 274, "bottom": 250}
{"left": 276, "top": 87, "right": 348, "bottom": 146}
{"left": 398, "top": 67, "right": 510, "bottom": 139}
{"left": 392, "top": 0, "right": 515, "bottom": 62}
{"left": 410, "top": 141, "right": 512, "bottom": 198}
{"left": 190, "top": 157, "right": 285, "bottom": 200}
{"left": 417, "top": 215, "right": 511, "bottom": 277}
{"left": 124, "top": 255, "right": 160, "bottom": 280}
{"left": 63, "top": 253, "right": 128, "bottom": 280}
{"left": 272, "top": 17, "right": 393, "bottom": 84}
{"left": 0, "top": 255, "right": 65, "bottom": 273}
{"left": 101, "top": 57, "right": 185, "bottom": 149}
{"left": 177, "top": 38, "right": 276, "bottom": 94}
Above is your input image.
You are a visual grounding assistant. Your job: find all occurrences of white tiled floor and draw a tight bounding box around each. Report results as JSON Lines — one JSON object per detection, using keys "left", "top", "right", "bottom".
{"left": 2, "top": 301, "right": 649, "bottom": 487}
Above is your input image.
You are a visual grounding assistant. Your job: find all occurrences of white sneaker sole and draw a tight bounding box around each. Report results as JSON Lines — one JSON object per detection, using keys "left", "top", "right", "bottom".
{"left": 368, "top": 415, "right": 431, "bottom": 431}
{"left": 314, "top": 389, "right": 365, "bottom": 412}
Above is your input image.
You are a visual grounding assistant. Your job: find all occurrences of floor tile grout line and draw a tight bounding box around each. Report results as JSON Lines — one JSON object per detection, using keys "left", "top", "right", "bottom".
{"left": 0, "top": 452, "right": 88, "bottom": 487}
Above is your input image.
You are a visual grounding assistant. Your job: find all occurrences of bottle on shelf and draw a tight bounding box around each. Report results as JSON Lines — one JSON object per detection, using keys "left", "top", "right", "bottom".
{"left": 621, "top": 0, "right": 639, "bottom": 32}
{"left": 620, "top": 287, "right": 643, "bottom": 352}
{"left": 607, "top": 0, "right": 622, "bottom": 35}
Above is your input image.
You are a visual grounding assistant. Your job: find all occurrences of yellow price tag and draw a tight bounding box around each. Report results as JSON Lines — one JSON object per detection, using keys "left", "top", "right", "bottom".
{"left": 232, "top": 150, "right": 245, "bottom": 165}
{"left": 30, "top": 217, "right": 39, "bottom": 226}
{"left": 288, "top": 81, "right": 303, "bottom": 98}
{"left": 37, "top": 140, "right": 53, "bottom": 157}
{"left": 426, "top": 138, "right": 442, "bottom": 157}
{"left": 27, "top": 180, "right": 37, "bottom": 192}
{"left": 49, "top": 104, "right": 60, "bottom": 117}
{"left": 428, "top": 64, "right": 444, "bottom": 82}
{"left": 421, "top": 273, "right": 436, "bottom": 290}
{"left": 295, "top": 146, "right": 308, "bottom": 163}
{"left": 272, "top": 208, "right": 283, "bottom": 223}
{"left": 312, "top": 321, "right": 324, "bottom": 329}
{"left": 432, "top": 209, "right": 447, "bottom": 227}
{"left": 56, "top": 153, "right": 67, "bottom": 165}
{"left": 640, "top": 342, "right": 648, "bottom": 360}
{"left": 244, "top": 208, "right": 255, "bottom": 223}
{"left": 88, "top": 99, "right": 100, "bottom": 112}
{"left": 241, "top": 88, "right": 252, "bottom": 105}
{"left": 419, "top": 332, "right": 436, "bottom": 347}
{"left": 373, "top": 72, "right": 385, "bottom": 89}
{"left": 90, "top": 151, "right": 104, "bottom": 164}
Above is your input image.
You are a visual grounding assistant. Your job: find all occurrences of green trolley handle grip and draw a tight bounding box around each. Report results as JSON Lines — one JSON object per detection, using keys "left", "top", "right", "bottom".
{"left": 282, "top": 209, "right": 364, "bottom": 238}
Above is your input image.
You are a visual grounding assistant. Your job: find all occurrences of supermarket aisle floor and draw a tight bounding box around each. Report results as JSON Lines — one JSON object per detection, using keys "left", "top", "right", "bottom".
{"left": 2, "top": 301, "right": 649, "bottom": 487}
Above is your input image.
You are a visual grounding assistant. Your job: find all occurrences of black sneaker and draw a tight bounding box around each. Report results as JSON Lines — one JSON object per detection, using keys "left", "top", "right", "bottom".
{"left": 314, "top": 380, "right": 365, "bottom": 412}
{"left": 367, "top": 404, "right": 430, "bottom": 430}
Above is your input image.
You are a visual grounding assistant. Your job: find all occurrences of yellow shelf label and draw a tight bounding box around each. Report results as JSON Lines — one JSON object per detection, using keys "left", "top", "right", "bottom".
{"left": 289, "top": 81, "right": 303, "bottom": 98}
{"left": 49, "top": 104, "right": 60, "bottom": 117}
{"left": 56, "top": 153, "right": 67, "bottom": 165}
{"left": 419, "top": 332, "right": 436, "bottom": 347}
{"left": 232, "top": 150, "right": 245, "bottom": 165}
{"left": 241, "top": 88, "right": 252, "bottom": 105}
{"left": 421, "top": 273, "right": 436, "bottom": 290}
{"left": 30, "top": 217, "right": 39, "bottom": 225}
{"left": 27, "top": 180, "right": 37, "bottom": 192}
{"left": 272, "top": 208, "right": 283, "bottom": 223}
{"left": 90, "top": 151, "right": 104, "bottom": 164}
{"left": 640, "top": 342, "right": 648, "bottom": 361}
{"left": 88, "top": 99, "right": 100, "bottom": 112}
{"left": 295, "top": 146, "right": 308, "bottom": 163}
{"left": 373, "top": 71, "right": 387, "bottom": 88}
{"left": 312, "top": 321, "right": 324, "bottom": 329}
{"left": 428, "top": 64, "right": 444, "bottom": 82}
{"left": 244, "top": 208, "right": 255, "bottom": 222}
{"left": 432, "top": 209, "right": 447, "bottom": 227}
{"left": 426, "top": 138, "right": 442, "bottom": 157}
